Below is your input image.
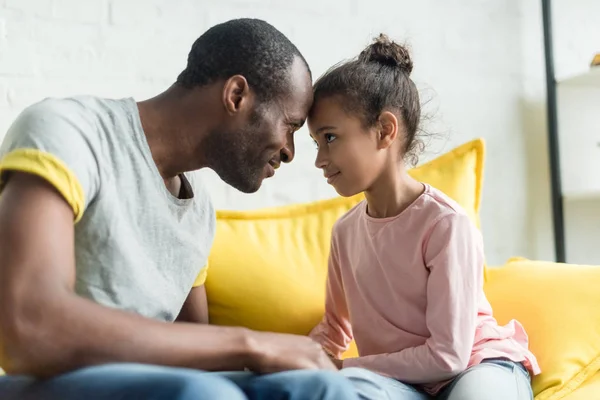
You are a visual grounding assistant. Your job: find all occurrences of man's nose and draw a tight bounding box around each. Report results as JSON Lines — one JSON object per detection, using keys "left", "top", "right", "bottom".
{"left": 281, "top": 136, "right": 295, "bottom": 163}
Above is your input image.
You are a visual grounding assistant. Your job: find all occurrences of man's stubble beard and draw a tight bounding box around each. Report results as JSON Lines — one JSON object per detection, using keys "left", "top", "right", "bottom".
{"left": 204, "top": 124, "right": 267, "bottom": 194}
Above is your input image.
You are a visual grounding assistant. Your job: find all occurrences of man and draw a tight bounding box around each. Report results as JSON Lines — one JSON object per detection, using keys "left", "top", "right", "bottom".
{"left": 0, "top": 19, "right": 357, "bottom": 400}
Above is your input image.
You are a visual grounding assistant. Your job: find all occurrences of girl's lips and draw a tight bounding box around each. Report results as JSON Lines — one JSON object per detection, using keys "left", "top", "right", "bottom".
{"left": 326, "top": 172, "right": 340, "bottom": 184}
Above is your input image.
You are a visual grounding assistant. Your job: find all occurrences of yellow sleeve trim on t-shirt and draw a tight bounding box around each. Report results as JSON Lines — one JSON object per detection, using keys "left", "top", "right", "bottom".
{"left": 0, "top": 148, "right": 86, "bottom": 223}
{"left": 192, "top": 263, "right": 209, "bottom": 287}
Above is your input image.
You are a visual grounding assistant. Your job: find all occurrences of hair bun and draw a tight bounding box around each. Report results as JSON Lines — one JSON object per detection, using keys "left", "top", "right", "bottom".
{"left": 358, "top": 34, "right": 413, "bottom": 75}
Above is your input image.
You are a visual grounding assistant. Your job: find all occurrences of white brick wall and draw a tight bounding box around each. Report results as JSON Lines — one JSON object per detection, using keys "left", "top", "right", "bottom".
{"left": 0, "top": 0, "right": 597, "bottom": 264}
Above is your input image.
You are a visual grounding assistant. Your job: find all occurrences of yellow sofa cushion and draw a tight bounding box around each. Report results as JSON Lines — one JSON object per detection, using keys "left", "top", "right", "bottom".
{"left": 205, "top": 138, "right": 485, "bottom": 351}
{"left": 560, "top": 372, "right": 600, "bottom": 400}
{"left": 484, "top": 258, "right": 600, "bottom": 400}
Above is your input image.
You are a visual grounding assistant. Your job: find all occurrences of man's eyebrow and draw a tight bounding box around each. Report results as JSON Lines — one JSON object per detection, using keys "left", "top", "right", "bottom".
{"left": 290, "top": 119, "right": 305, "bottom": 129}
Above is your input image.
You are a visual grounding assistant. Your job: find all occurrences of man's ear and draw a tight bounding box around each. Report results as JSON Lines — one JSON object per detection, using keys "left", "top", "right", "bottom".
{"left": 377, "top": 111, "right": 398, "bottom": 149}
{"left": 222, "top": 75, "right": 251, "bottom": 115}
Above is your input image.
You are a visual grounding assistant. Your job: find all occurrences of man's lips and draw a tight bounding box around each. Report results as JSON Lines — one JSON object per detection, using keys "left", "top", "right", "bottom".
{"left": 265, "top": 159, "right": 280, "bottom": 178}
{"left": 266, "top": 163, "right": 275, "bottom": 178}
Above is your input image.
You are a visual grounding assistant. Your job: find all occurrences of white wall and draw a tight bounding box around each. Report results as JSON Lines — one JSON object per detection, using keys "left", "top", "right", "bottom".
{"left": 0, "top": 0, "right": 597, "bottom": 265}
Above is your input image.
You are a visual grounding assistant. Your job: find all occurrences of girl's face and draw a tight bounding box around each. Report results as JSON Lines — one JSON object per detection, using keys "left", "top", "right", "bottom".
{"left": 308, "top": 96, "right": 389, "bottom": 197}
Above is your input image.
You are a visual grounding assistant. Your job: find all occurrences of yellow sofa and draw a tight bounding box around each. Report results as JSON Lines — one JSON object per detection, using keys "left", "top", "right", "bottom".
{"left": 205, "top": 138, "right": 600, "bottom": 400}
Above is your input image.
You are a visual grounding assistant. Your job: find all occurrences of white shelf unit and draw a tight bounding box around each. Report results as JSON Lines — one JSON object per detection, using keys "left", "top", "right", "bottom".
{"left": 557, "top": 68, "right": 600, "bottom": 199}
{"left": 559, "top": 67, "right": 600, "bottom": 88}
{"left": 556, "top": 67, "right": 600, "bottom": 264}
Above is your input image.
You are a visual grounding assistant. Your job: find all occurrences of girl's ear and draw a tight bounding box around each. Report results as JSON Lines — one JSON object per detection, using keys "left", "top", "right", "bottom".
{"left": 377, "top": 111, "right": 398, "bottom": 149}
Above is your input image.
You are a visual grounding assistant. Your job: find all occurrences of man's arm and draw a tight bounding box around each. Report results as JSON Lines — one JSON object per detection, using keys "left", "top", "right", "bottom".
{"left": 177, "top": 285, "right": 209, "bottom": 324}
{"left": 0, "top": 173, "right": 335, "bottom": 378}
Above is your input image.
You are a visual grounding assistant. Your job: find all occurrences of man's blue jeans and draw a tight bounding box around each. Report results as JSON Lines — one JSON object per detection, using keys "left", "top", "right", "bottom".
{"left": 0, "top": 363, "right": 358, "bottom": 400}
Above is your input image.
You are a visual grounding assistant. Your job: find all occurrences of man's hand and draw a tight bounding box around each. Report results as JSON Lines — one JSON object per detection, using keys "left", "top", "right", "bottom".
{"left": 323, "top": 348, "right": 343, "bottom": 369}
{"left": 176, "top": 287, "right": 338, "bottom": 373}
{"left": 246, "top": 331, "right": 338, "bottom": 373}
{"left": 330, "top": 357, "right": 343, "bottom": 370}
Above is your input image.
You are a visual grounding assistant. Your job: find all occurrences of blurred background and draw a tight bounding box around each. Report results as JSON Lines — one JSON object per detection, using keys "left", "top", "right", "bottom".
{"left": 0, "top": 0, "right": 599, "bottom": 266}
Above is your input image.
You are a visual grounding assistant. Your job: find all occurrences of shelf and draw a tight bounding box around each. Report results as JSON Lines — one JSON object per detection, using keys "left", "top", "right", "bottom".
{"left": 558, "top": 67, "right": 600, "bottom": 87}
{"left": 563, "top": 190, "right": 600, "bottom": 201}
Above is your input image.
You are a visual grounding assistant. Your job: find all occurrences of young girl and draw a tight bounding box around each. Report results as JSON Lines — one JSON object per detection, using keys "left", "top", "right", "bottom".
{"left": 308, "top": 35, "right": 540, "bottom": 400}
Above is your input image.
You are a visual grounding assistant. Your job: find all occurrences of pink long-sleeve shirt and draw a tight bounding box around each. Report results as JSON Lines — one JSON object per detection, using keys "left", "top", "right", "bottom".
{"left": 310, "top": 184, "right": 540, "bottom": 394}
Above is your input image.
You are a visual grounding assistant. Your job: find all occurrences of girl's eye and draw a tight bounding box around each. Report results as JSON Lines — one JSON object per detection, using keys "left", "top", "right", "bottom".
{"left": 312, "top": 139, "right": 319, "bottom": 149}
{"left": 324, "top": 134, "right": 336, "bottom": 143}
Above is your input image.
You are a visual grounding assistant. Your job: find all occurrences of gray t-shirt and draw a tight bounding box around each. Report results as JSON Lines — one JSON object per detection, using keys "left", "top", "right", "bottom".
{"left": 0, "top": 96, "right": 215, "bottom": 322}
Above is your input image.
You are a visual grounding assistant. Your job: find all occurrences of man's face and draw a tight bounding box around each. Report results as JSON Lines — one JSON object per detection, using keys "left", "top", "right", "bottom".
{"left": 207, "top": 57, "right": 313, "bottom": 193}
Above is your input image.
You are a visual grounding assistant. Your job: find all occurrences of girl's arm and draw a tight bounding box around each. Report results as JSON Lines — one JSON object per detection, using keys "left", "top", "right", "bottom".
{"left": 342, "top": 213, "right": 482, "bottom": 383}
{"left": 309, "top": 230, "right": 353, "bottom": 359}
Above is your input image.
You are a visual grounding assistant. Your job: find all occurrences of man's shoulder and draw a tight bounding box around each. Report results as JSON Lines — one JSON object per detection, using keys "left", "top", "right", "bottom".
{"left": 16, "top": 95, "right": 134, "bottom": 127}
{"left": 1, "top": 95, "right": 140, "bottom": 163}
{"left": 18, "top": 95, "right": 126, "bottom": 117}
{"left": 5, "top": 95, "right": 131, "bottom": 139}
{"left": 0, "top": 95, "right": 139, "bottom": 216}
